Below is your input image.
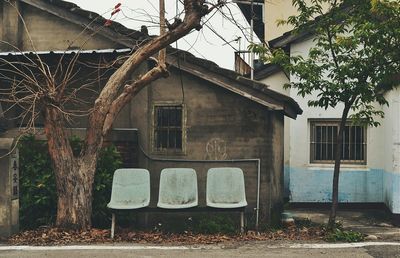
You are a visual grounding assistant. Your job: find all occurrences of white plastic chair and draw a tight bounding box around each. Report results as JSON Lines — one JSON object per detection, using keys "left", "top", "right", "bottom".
{"left": 157, "top": 168, "right": 198, "bottom": 209}
{"left": 107, "top": 168, "right": 150, "bottom": 238}
{"left": 206, "top": 167, "right": 247, "bottom": 232}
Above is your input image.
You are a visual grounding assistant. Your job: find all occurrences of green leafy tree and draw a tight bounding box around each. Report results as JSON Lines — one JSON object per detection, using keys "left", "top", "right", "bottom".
{"left": 252, "top": 0, "right": 400, "bottom": 229}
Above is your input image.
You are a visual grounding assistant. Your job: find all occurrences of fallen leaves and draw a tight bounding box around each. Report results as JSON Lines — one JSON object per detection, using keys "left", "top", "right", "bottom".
{"left": 5, "top": 225, "right": 327, "bottom": 246}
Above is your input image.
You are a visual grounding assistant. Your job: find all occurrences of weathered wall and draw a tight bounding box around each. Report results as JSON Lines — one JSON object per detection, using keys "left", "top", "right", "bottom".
{"left": 259, "top": 71, "right": 291, "bottom": 198}
{"left": 0, "top": 138, "right": 19, "bottom": 238}
{"left": 130, "top": 66, "right": 285, "bottom": 223}
{"left": 268, "top": 112, "right": 284, "bottom": 221}
{"left": 0, "top": 1, "right": 121, "bottom": 52}
{"left": 381, "top": 88, "right": 400, "bottom": 215}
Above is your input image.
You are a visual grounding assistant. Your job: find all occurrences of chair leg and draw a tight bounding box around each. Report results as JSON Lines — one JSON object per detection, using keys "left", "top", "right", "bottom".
{"left": 240, "top": 211, "right": 245, "bottom": 233}
{"left": 111, "top": 213, "right": 115, "bottom": 239}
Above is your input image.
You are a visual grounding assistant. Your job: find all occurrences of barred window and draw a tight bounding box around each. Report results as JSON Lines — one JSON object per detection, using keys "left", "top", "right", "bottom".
{"left": 154, "top": 105, "right": 183, "bottom": 152}
{"left": 310, "top": 121, "right": 366, "bottom": 164}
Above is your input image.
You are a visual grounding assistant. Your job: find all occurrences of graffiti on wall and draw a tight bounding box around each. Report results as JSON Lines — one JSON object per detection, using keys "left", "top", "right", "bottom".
{"left": 205, "top": 138, "right": 228, "bottom": 160}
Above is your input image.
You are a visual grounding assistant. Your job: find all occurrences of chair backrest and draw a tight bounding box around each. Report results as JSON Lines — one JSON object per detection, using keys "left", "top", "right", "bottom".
{"left": 107, "top": 168, "right": 150, "bottom": 209}
{"left": 206, "top": 167, "right": 247, "bottom": 208}
{"left": 157, "top": 168, "right": 198, "bottom": 209}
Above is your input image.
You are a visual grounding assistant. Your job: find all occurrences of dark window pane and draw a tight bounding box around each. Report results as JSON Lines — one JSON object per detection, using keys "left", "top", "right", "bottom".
{"left": 154, "top": 105, "right": 183, "bottom": 151}
{"left": 316, "top": 126, "right": 322, "bottom": 142}
{"left": 176, "top": 130, "right": 182, "bottom": 148}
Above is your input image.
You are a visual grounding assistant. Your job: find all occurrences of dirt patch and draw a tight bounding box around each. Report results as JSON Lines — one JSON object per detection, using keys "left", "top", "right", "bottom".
{"left": 4, "top": 225, "right": 327, "bottom": 246}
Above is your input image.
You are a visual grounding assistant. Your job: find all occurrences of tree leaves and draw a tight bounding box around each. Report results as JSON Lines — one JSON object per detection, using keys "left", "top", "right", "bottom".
{"left": 265, "top": 0, "right": 400, "bottom": 126}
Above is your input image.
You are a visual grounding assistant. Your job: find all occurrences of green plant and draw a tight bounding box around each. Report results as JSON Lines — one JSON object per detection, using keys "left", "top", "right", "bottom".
{"left": 92, "top": 144, "right": 122, "bottom": 227}
{"left": 326, "top": 228, "right": 365, "bottom": 242}
{"left": 194, "top": 214, "right": 237, "bottom": 234}
{"left": 19, "top": 135, "right": 122, "bottom": 229}
{"left": 19, "top": 135, "right": 56, "bottom": 228}
{"left": 151, "top": 214, "right": 238, "bottom": 234}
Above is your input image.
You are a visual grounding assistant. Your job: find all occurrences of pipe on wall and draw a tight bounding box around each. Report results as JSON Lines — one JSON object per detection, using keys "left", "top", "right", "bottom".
{"left": 137, "top": 143, "right": 262, "bottom": 231}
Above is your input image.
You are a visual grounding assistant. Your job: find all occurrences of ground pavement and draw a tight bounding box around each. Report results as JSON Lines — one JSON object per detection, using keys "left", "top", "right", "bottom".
{"left": 1, "top": 209, "right": 399, "bottom": 257}
{"left": 287, "top": 208, "right": 400, "bottom": 241}
{"left": 0, "top": 242, "right": 400, "bottom": 257}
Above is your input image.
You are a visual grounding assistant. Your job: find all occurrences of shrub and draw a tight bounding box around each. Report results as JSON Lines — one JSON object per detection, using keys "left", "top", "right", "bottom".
{"left": 19, "top": 135, "right": 122, "bottom": 229}
{"left": 19, "top": 135, "right": 56, "bottom": 228}
{"left": 194, "top": 214, "right": 237, "bottom": 234}
{"left": 151, "top": 214, "right": 238, "bottom": 234}
{"left": 326, "top": 228, "right": 365, "bottom": 242}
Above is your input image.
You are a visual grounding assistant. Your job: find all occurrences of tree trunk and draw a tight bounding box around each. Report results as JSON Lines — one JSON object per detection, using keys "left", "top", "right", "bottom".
{"left": 44, "top": 106, "right": 98, "bottom": 229}
{"left": 55, "top": 159, "right": 97, "bottom": 229}
{"left": 328, "top": 103, "right": 352, "bottom": 230}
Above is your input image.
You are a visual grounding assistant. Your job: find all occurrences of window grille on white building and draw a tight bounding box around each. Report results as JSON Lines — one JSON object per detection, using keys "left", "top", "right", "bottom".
{"left": 310, "top": 120, "right": 366, "bottom": 164}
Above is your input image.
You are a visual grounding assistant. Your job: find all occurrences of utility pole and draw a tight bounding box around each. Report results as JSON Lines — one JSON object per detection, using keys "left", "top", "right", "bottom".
{"left": 250, "top": 0, "right": 254, "bottom": 80}
{"left": 159, "top": 0, "right": 166, "bottom": 65}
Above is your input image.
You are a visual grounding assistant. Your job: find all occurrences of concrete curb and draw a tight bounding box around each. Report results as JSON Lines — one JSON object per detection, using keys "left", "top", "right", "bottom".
{"left": 0, "top": 242, "right": 400, "bottom": 251}
{"left": 289, "top": 242, "right": 400, "bottom": 249}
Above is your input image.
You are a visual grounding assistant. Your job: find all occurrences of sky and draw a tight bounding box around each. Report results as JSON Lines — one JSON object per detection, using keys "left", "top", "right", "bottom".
{"left": 66, "top": 0, "right": 257, "bottom": 70}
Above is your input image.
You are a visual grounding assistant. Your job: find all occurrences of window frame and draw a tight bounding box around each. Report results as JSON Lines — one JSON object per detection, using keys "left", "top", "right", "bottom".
{"left": 309, "top": 119, "right": 367, "bottom": 165}
{"left": 151, "top": 102, "right": 187, "bottom": 155}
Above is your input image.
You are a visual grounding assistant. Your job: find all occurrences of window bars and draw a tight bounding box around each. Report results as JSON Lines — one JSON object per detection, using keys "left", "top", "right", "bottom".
{"left": 154, "top": 105, "right": 183, "bottom": 152}
{"left": 310, "top": 121, "right": 366, "bottom": 164}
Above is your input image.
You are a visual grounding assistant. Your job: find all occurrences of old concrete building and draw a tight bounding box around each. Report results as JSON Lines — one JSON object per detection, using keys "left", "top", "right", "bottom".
{"left": 0, "top": 0, "right": 302, "bottom": 236}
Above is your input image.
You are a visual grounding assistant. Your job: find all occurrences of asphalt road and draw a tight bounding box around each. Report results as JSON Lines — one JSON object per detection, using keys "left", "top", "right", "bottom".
{"left": 0, "top": 242, "right": 400, "bottom": 258}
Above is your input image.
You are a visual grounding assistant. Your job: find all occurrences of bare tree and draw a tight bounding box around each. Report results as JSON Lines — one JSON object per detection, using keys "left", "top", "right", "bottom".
{"left": 0, "top": 0, "right": 225, "bottom": 229}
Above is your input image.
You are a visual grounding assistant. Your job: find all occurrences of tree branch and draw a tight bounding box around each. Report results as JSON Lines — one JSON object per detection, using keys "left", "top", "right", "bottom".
{"left": 102, "top": 64, "right": 169, "bottom": 135}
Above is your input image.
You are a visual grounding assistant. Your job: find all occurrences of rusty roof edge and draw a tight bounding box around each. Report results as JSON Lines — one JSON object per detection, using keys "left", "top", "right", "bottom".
{"left": 235, "top": 75, "right": 302, "bottom": 116}
{"left": 0, "top": 48, "right": 132, "bottom": 56}
{"left": 166, "top": 56, "right": 288, "bottom": 113}
{"left": 19, "top": 0, "right": 141, "bottom": 48}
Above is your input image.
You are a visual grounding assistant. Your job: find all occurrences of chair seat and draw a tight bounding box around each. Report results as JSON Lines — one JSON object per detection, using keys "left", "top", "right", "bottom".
{"left": 107, "top": 201, "right": 149, "bottom": 210}
{"left": 157, "top": 168, "right": 198, "bottom": 209}
{"left": 107, "top": 168, "right": 150, "bottom": 210}
{"left": 207, "top": 201, "right": 247, "bottom": 209}
{"left": 157, "top": 202, "right": 197, "bottom": 209}
{"left": 206, "top": 167, "right": 248, "bottom": 208}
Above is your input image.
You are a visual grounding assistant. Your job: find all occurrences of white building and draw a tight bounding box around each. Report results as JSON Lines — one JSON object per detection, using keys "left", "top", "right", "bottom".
{"left": 237, "top": 0, "right": 400, "bottom": 224}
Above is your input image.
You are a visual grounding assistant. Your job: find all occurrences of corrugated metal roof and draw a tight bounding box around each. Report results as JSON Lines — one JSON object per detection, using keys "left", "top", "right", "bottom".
{"left": 0, "top": 48, "right": 132, "bottom": 56}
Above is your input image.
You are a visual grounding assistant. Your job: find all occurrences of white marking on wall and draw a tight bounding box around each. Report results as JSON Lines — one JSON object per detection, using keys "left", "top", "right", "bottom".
{"left": 206, "top": 138, "right": 228, "bottom": 160}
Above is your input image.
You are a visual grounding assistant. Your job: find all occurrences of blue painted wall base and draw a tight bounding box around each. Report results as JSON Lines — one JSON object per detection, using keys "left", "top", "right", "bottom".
{"left": 287, "top": 167, "right": 400, "bottom": 215}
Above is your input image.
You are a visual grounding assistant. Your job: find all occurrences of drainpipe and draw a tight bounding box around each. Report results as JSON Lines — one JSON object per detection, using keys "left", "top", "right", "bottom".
{"left": 138, "top": 144, "right": 261, "bottom": 232}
